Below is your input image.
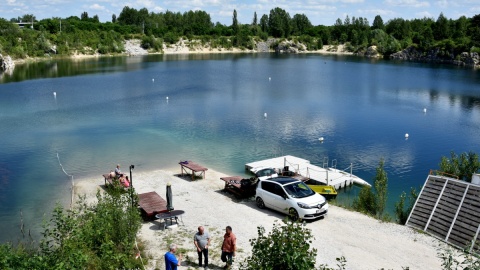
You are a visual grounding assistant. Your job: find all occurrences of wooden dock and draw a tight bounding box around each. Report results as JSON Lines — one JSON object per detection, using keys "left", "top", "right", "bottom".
{"left": 245, "top": 155, "right": 370, "bottom": 189}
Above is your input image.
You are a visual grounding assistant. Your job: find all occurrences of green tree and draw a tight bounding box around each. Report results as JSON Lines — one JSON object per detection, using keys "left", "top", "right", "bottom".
{"left": 434, "top": 12, "right": 450, "bottom": 40}
{"left": 232, "top": 9, "right": 239, "bottom": 35}
{"left": 372, "top": 15, "right": 385, "bottom": 30}
{"left": 291, "top": 13, "right": 312, "bottom": 36}
{"left": 268, "top": 7, "right": 291, "bottom": 38}
{"left": 470, "top": 14, "right": 480, "bottom": 46}
{"left": 439, "top": 151, "right": 480, "bottom": 182}
{"left": 394, "top": 187, "right": 418, "bottom": 224}
{"left": 112, "top": 14, "right": 117, "bottom": 23}
{"left": 352, "top": 185, "right": 376, "bottom": 215}
{"left": 259, "top": 14, "right": 268, "bottom": 33}
{"left": 374, "top": 159, "right": 388, "bottom": 218}
{"left": 241, "top": 220, "right": 317, "bottom": 270}
{"left": 80, "top": 11, "right": 88, "bottom": 21}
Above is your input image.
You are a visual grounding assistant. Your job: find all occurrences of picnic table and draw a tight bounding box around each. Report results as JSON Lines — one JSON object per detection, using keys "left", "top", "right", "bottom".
{"left": 155, "top": 210, "right": 185, "bottom": 229}
{"left": 138, "top": 191, "right": 168, "bottom": 219}
{"left": 179, "top": 161, "right": 208, "bottom": 181}
{"left": 220, "top": 176, "right": 257, "bottom": 198}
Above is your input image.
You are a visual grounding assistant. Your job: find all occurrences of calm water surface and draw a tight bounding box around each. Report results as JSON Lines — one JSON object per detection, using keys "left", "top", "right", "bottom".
{"left": 1, "top": 53, "right": 480, "bottom": 242}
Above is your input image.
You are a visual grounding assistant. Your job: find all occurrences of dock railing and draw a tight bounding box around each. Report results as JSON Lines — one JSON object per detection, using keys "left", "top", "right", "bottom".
{"left": 284, "top": 157, "right": 300, "bottom": 174}
{"left": 305, "top": 166, "right": 329, "bottom": 184}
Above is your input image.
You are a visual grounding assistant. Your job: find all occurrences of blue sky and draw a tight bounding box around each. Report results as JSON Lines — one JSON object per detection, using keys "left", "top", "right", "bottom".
{"left": 2, "top": 0, "right": 479, "bottom": 26}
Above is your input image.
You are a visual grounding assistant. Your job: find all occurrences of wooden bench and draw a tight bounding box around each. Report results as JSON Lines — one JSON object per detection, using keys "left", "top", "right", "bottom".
{"left": 179, "top": 161, "right": 208, "bottom": 181}
{"left": 138, "top": 191, "right": 168, "bottom": 220}
{"left": 103, "top": 173, "right": 130, "bottom": 189}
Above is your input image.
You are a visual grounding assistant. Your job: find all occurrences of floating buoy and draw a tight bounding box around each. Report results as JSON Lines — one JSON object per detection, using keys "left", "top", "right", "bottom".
{"left": 319, "top": 137, "right": 324, "bottom": 142}
{"left": 53, "top": 92, "right": 56, "bottom": 97}
{"left": 405, "top": 133, "right": 409, "bottom": 139}
{"left": 264, "top": 112, "right": 267, "bottom": 118}
{"left": 152, "top": 78, "right": 154, "bottom": 82}
{"left": 166, "top": 96, "right": 169, "bottom": 100}
{"left": 423, "top": 108, "right": 427, "bottom": 113}
{"left": 268, "top": 77, "right": 271, "bottom": 81}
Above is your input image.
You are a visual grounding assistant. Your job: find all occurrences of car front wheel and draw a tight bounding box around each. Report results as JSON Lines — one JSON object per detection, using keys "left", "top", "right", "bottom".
{"left": 289, "top": 208, "right": 299, "bottom": 221}
{"left": 256, "top": 197, "right": 265, "bottom": 209}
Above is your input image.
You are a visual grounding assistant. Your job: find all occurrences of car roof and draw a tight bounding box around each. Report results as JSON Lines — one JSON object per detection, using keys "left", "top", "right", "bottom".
{"left": 263, "top": 177, "right": 299, "bottom": 185}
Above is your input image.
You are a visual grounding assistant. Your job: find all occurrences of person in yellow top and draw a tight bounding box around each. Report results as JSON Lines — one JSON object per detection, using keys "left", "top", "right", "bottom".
{"left": 221, "top": 226, "right": 236, "bottom": 269}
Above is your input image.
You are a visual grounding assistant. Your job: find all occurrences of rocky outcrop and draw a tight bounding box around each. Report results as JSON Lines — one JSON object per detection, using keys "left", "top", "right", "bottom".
{"left": 256, "top": 38, "right": 275, "bottom": 52}
{"left": 0, "top": 54, "right": 15, "bottom": 72}
{"left": 274, "top": 40, "right": 307, "bottom": 53}
{"left": 364, "top": 46, "right": 380, "bottom": 58}
{"left": 389, "top": 46, "right": 479, "bottom": 68}
{"left": 453, "top": 52, "right": 479, "bottom": 68}
{"left": 124, "top": 39, "right": 149, "bottom": 56}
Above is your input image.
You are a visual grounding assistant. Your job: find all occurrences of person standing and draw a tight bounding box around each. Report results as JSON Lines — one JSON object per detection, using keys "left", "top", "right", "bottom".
{"left": 194, "top": 226, "right": 211, "bottom": 269}
{"left": 165, "top": 243, "right": 182, "bottom": 270}
{"left": 221, "top": 226, "right": 236, "bottom": 269}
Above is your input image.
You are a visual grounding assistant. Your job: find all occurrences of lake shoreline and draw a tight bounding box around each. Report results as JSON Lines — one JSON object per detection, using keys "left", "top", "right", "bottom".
{"left": 11, "top": 43, "right": 353, "bottom": 65}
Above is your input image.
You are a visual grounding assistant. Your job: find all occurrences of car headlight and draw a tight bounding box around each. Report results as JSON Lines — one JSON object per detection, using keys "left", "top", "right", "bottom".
{"left": 297, "top": 202, "right": 312, "bottom": 209}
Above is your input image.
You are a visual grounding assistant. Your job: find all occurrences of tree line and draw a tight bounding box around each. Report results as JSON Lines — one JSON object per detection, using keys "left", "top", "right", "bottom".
{"left": 1, "top": 7, "right": 480, "bottom": 60}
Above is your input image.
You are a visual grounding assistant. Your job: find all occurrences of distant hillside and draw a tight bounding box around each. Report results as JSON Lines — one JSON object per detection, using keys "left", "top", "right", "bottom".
{"left": 1, "top": 7, "right": 480, "bottom": 69}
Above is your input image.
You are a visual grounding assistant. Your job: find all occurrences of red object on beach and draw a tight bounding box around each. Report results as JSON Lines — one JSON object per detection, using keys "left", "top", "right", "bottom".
{"left": 179, "top": 160, "right": 208, "bottom": 180}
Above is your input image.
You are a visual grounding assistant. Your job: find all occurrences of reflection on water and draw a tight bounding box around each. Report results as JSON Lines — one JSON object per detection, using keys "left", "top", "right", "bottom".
{"left": 0, "top": 53, "right": 480, "bottom": 242}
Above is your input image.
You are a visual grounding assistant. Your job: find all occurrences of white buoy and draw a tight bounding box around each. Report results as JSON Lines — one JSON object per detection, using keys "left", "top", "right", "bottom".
{"left": 152, "top": 78, "right": 154, "bottom": 82}
{"left": 319, "top": 137, "right": 324, "bottom": 142}
{"left": 166, "top": 96, "right": 169, "bottom": 100}
{"left": 264, "top": 112, "right": 267, "bottom": 118}
{"left": 268, "top": 77, "right": 271, "bottom": 81}
{"left": 423, "top": 108, "right": 427, "bottom": 113}
{"left": 53, "top": 91, "right": 56, "bottom": 96}
{"left": 405, "top": 133, "right": 409, "bottom": 139}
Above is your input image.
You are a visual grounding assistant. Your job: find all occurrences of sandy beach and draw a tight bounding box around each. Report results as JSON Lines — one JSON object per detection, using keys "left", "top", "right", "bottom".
{"left": 75, "top": 166, "right": 444, "bottom": 270}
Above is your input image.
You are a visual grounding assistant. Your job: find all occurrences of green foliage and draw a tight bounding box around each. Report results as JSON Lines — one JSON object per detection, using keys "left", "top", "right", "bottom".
{"left": 268, "top": 7, "right": 291, "bottom": 38}
{"left": 374, "top": 159, "right": 388, "bottom": 218}
{"left": 352, "top": 185, "right": 377, "bottom": 215}
{"left": 437, "top": 244, "right": 480, "bottom": 269}
{"left": 241, "top": 220, "right": 318, "bottom": 270}
{"left": 439, "top": 151, "right": 480, "bottom": 182}
{"left": 394, "top": 187, "right": 418, "bottom": 224}
{"left": 1, "top": 8, "right": 480, "bottom": 61}
{"left": 141, "top": 35, "right": 163, "bottom": 51}
{"left": 0, "top": 190, "right": 142, "bottom": 269}
{"left": 352, "top": 159, "right": 389, "bottom": 218}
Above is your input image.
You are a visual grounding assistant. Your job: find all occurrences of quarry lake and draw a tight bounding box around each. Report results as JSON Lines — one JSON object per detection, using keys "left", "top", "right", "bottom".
{"left": 1, "top": 53, "right": 480, "bottom": 242}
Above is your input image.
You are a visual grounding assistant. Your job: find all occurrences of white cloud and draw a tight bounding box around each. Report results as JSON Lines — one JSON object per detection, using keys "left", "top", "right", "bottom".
{"left": 384, "top": 0, "right": 430, "bottom": 8}
{"left": 90, "top": 3, "right": 106, "bottom": 11}
{"left": 357, "top": 9, "right": 395, "bottom": 16}
{"left": 415, "top": 11, "right": 433, "bottom": 18}
{"left": 436, "top": 0, "right": 448, "bottom": 8}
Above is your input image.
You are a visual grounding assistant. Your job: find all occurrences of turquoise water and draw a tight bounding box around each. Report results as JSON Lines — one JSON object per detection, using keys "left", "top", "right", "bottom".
{"left": 1, "top": 53, "right": 480, "bottom": 242}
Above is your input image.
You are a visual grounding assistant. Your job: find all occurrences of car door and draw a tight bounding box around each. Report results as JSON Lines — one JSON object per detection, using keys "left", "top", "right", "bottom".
{"left": 260, "top": 181, "right": 276, "bottom": 208}
{"left": 271, "top": 183, "right": 290, "bottom": 213}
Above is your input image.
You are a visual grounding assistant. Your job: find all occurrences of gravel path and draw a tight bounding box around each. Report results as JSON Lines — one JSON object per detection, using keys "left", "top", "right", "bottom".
{"left": 76, "top": 167, "right": 444, "bottom": 270}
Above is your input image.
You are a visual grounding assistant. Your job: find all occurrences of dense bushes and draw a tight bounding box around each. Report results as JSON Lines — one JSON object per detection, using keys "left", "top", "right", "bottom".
{"left": 352, "top": 159, "right": 388, "bottom": 219}
{"left": 0, "top": 189, "right": 143, "bottom": 269}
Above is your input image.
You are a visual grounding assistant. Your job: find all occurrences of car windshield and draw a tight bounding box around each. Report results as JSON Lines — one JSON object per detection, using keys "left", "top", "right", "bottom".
{"left": 283, "top": 182, "right": 315, "bottom": 198}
